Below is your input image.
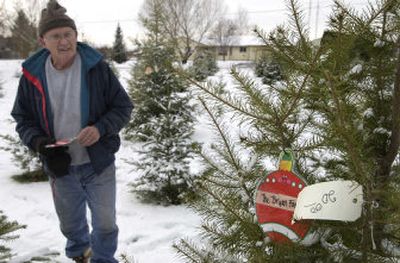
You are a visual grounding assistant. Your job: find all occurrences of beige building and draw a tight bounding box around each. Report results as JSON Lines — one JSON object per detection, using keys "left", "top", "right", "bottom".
{"left": 196, "top": 35, "right": 269, "bottom": 61}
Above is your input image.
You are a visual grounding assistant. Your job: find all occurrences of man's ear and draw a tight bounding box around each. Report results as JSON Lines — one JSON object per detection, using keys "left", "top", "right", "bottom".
{"left": 38, "top": 37, "right": 45, "bottom": 47}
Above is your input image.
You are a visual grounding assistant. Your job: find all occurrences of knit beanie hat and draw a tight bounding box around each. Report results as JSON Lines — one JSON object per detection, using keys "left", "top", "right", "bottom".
{"left": 38, "top": 0, "right": 76, "bottom": 37}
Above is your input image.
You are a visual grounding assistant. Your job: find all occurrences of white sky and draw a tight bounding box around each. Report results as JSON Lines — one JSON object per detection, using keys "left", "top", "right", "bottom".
{"left": 4, "top": 0, "right": 370, "bottom": 48}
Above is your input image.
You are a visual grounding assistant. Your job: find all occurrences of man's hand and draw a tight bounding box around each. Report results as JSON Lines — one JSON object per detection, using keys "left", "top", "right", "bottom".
{"left": 33, "top": 136, "right": 55, "bottom": 155}
{"left": 77, "top": 126, "right": 100, "bottom": 147}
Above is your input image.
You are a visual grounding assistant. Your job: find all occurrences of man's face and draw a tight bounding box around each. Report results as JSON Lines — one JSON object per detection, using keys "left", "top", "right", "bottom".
{"left": 40, "top": 27, "right": 77, "bottom": 69}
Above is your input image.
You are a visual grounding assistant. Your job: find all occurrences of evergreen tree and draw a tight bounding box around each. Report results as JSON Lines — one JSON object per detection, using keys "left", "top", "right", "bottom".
{"left": 255, "top": 54, "right": 284, "bottom": 85}
{"left": 175, "top": 0, "right": 400, "bottom": 261}
{"left": 190, "top": 50, "right": 218, "bottom": 81}
{"left": 9, "top": 9, "right": 38, "bottom": 58}
{"left": 0, "top": 134, "right": 46, "bottom": 182}
{"left": 125, "top": 0, "right": 195, "bottom": 205}
{"left": 111, "top": 23, "right": 128, "bottom": 64}
{"left": 0, "top": 211, "right": 25, "bottom": 262}
{"left": 124, "top": 0, "right": 173, "bottom": 141}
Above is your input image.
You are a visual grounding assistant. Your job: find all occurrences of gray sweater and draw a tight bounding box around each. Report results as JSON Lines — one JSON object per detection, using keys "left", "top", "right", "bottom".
{"left": 45, "top": 54, "right": 90, "bottom": 165}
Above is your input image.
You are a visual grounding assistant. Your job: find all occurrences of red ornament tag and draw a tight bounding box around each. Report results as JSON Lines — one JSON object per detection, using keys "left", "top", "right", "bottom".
{"left": 255, "top": 150, "right": 311, "bottom": 243}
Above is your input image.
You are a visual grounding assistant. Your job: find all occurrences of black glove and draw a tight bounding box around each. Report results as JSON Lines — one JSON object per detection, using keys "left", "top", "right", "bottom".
{"left": 33, "top": 136, "right": 71, "bottom": 177}
{"left": 33, "top": 136, "right": 55, "bottom": 156}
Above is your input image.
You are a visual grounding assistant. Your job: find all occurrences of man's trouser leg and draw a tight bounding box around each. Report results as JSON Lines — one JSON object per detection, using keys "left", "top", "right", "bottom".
{"left": 49, "top": 165, "right": 90, "bottom": 259}
{"left": 84, "top": 163, "right": 118, "bottom": 263}
{"left": 49, "top": 163, "right": 118, "bottom": 262}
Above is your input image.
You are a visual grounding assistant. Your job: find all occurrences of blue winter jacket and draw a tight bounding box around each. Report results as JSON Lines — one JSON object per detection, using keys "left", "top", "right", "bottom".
{"left": 11, "top": 42, "right": 133, "bottom": 174}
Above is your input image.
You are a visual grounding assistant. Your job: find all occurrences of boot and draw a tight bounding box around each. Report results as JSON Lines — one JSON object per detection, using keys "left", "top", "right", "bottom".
{"left": 72, "top": 247, "right": 92, "bottom": 263}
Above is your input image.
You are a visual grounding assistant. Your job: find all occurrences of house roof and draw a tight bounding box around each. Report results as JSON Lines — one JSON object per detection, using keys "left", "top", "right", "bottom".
{"left": 201, "top": 35, "right": 266, "bottom": 47}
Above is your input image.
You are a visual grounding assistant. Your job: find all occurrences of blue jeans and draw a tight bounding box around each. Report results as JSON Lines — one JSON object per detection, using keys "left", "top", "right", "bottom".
{"left": 48, "top": 162, "right": 118, "bottom": 263}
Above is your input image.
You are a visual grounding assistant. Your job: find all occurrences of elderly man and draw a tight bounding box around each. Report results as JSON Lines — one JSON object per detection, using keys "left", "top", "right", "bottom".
{"left": 11, "top": 0, "right": 133, "bottom": 262}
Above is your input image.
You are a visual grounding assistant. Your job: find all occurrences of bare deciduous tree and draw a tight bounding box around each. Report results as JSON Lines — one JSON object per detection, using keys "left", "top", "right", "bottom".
{"left": 207, "top": 7, "right": 250, "bottom": 61}
{"left": 210, "top": 17, "right": 238, "bottom": 61}
{"left": 235, "top": 6, "right": 250, "bottom": 35}
{"left": 0, "top": 0, "right": 8, "bottom": 35}
{"left": 161, "top": 0, "right": 224, "bottom": 63}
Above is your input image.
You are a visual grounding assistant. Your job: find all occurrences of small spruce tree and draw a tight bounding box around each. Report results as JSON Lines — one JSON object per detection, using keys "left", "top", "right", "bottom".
{"left": 255, "top": 54, "right": 284, "bottom": 85}
{"left": 112, "top": 23, "right": 128, "bottom": 64}
{"left": 0, "top": 211, "right": 25, "bottom": 262}
{"left": 175, "top": 0, "right": 400, "bottom": 261}
{"left": 0, "top": 134, "right": 45, "bottom": 182}
{"left": 125, "top": 0, "right": 195, "bottom": 205}
{"left": 190, "top": 50, "right": 218, "bottom": 81}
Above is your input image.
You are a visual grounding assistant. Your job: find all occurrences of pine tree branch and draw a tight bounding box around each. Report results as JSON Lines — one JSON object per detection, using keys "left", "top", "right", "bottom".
{"left": 278, "top": 75, "right": 310, "bottom": 127}
{"left": 277, "top": 43, "right": 323, "bottom": 129}
{"left": 286, "top": 0, "right": 308, "bottom": 47}
{"left": 173, "top": 239, "right": 203, "bottom": 263}
{"left": 264, "top": 29, "right": 299, "bottom": 68}
{"left": 200, "top": 152, "right": 237, "bottom": 182}
{"left": 199, "top": 183, "right": 249, "bottom": 228}
{"left": 199, "top": 98, "right": 242, "bottom": 173}
{"left": 334, "top": 0, "right": 396, "bottom": 32}
{"left": 323, "top": 70, "right": 366, "bottom": 178}
{"left": 290, "top": 113, "right": 315, "bottom": 146}
{"left": 202, "top": 175, "right": 239, "bottom": 189}
{"left": 199, "top": 98, "right": 255, "bottom": 201}
{"left": 230, "top": 68, "right": 270, "bottom": 114}
{"left": 381, "top": 37, "right": 400, "bottom": 176}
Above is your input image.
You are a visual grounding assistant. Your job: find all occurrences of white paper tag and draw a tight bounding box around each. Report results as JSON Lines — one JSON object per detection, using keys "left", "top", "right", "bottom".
{"left": 293, "top": 180, "right": 363, "bottom": 222}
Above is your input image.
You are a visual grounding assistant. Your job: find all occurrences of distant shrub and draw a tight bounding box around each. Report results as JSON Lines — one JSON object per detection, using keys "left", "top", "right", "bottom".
{"left": 255, "top": 55, "right": 284, "bottom": 85}
{"left": 190, "top": 50, "right": 218, "bottom": 81}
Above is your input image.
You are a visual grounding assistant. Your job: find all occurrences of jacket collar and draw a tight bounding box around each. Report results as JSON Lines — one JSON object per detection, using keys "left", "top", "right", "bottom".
{"left": 22, "top": 42, "right": 103, "bottom": 77}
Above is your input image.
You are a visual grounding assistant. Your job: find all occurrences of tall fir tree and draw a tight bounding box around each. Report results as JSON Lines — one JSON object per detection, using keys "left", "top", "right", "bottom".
{"left": 0, "top": 211, "right": 25, "bottom": 262}
{"left": 175, "top": 0, "right": 400, "bottom": 261}
{"left": 111, "top": 23, "right": 128, "bottom": 64}
{"left": 9, "top": 9, "right": 38, "bottom": 58}
{"left": 125, "top": 0, "right": 195, "bottom": 205}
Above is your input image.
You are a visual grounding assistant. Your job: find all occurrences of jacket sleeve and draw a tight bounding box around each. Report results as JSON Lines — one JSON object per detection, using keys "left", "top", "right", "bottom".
{"left": 94, "top": 62, "right": 133, "bottom": 137}
{"left": 11, "top": 76, "right": 48, "bottom": 150}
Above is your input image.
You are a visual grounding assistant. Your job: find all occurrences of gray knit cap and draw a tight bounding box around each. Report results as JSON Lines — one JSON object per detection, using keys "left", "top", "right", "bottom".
{"left": 38, "top": 0, "right": 76, "bottom": 37}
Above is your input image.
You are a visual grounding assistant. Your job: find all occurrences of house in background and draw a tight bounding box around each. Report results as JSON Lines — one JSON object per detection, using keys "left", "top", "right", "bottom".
{"left": 196, "top": 35, "right": 269, "bottom": 61}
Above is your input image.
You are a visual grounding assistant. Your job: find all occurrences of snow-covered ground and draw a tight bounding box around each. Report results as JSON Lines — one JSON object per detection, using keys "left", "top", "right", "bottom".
{"left": 0, "top": 59, "right": 256, "bottom": 263}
